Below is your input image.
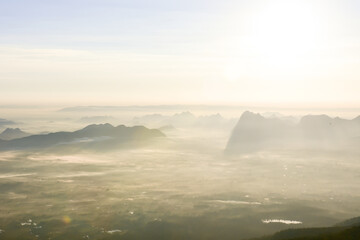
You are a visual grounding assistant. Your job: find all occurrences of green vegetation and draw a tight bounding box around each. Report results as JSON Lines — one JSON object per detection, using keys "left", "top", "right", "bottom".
{"left": 253, "top": 226, "right": 360, "bottom": 240}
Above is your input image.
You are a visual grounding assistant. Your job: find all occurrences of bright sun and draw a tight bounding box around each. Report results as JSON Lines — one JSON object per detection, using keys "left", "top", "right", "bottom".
{"left": 225, "top": 0, "right": 326, "bottom": 82}
{"left": 254, "top": 1, "right": 322, "bottom": 64}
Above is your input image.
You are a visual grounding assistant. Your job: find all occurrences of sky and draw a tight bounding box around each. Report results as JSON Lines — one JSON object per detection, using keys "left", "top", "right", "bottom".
{"left": 0, "top": 0, "right": 360, "bottom": 106}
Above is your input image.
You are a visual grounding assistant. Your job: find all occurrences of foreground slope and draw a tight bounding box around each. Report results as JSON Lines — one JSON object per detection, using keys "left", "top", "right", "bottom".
{"left": 252, "top": 216, "right": 360, "bottom": 240}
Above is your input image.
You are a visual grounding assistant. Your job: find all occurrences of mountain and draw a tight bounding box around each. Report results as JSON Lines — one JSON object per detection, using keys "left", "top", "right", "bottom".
{"left": 0, "top": 124, "right": 165, "bottom": 152}
{"left": 133, "top": 114, "right": 168, "bottom": 127}
{"left": 170, "top": 111, "right": 197, "bottom": 126}
{"left": 79, "top": 115, "right": 116, "bottom": 124}
{"left": 158, "top": 125, "right": 176, "bottom": 132}
{"left": 300, "top": 115, "right": 360, "bottom": 141}
{"left": 261, "top": 112, "right": 299, "bottom": 124}
{"left": 195, "top": 113, "right": 236, "bottom": 130}
{"left": 133, "top": 112, "right": 235, "bottom": 130}
{"left": 0, "top": 128, "right": 30, "bottom": 140}
{"left": 0, "top": 118, "right": 15, "bottom": 127}
{"left": 226, "top": 111, "right": 296, "bottom": 153}
{"left": 226, "top": 111, "right": 360, "bottom": 153}
{"left": 133, "top": 112, "right": 197, "bottom": 128}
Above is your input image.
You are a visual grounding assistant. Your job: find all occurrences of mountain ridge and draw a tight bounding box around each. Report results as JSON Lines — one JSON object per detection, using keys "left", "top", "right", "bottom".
{"left": 0, "top": 123, "right": 165, "bottom": 152}
{"left": 226, "top": 111, "right": 360, "bottom": 153}
{"left": 0, "top": 128, "right": 30, "bottom": 140}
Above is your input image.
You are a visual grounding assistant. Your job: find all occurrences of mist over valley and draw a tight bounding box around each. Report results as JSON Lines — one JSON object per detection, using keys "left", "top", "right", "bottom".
{"left": 0, "top": 106, "right": 359, "bottom": 239}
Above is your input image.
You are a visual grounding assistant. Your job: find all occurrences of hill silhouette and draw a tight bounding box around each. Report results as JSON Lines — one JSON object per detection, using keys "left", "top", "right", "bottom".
{"left": 226, "top": 111, "right": 360, "bottom": 153}
{"left": 0, "top": 124, "right": 165, "bottom": 152}
{"left": 133, "top": 111, "right": 235, "bottom": 130}
{"left": 226, "top": 111, "right": 296, "bottom": 153}
{"left": 78, "top": 115, "right": 116, "bottom": 124}
{"left": 0, "top": 128, "right": 30, "bottom": 140}
{"left": 0, "top": 118, "right": 15, "bottom": 127}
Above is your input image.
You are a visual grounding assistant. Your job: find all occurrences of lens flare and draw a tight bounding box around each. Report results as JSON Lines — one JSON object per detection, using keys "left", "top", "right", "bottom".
{"left": 62, "top": 216, "right": 72, "bottom": 224}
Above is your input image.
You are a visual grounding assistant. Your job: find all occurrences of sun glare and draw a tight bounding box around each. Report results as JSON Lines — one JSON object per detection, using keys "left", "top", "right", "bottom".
{"left": 224, "top": 0, "right": 326, "bottom": 82}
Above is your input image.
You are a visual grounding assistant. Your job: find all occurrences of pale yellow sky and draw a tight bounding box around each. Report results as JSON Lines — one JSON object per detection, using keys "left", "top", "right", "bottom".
{"left": 1, "top": 0, "right": 359, "bottom": 106}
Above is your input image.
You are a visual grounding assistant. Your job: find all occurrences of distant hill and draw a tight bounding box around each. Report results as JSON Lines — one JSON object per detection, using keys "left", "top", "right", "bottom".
{"left": 0, "top": 118, "right": 15, "bottom": 127}
{"left": 0, "top": 124, "right": 165, "bottom": 152}
{"left": 251, "top": 216, "right": 360, "bottom": 240}
{"left": 132, "top": 112, "right": 196, "bottom": 128}
{"left": 0, "top": 128, "right": 30, "bottom": 140}
{"left": 158, "top": 125, "right": 176, "bottom": 132}
{"left": 78, "top": 115, "right": 116, "bottom": 124}
{"left": 133, "top": 111, "right": 235, "bottom": 130}
{"left": 226, "top": 111, "right": 360, "bottom": 153}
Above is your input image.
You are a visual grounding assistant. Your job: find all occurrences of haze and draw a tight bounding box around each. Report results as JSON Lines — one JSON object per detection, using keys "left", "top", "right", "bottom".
{"left": 1, "top": 0, "right": 360, "bottom": 106}
{"left": 1, "top": 1, "right": 360, "bottom": 240}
